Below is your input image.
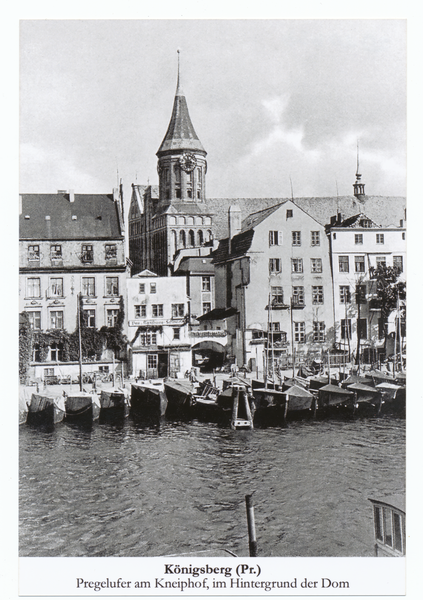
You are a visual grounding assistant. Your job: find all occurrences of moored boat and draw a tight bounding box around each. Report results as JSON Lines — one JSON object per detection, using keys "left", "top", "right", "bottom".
{"left": 346, "top": 382, "right": 381, "bottom": 415}
{"left": 283, "top": 384, "right": 315, "bottom": 416}
{"left": 252, "top": 387, "right": 286, "bottom": 422}
{"left": 369, "top": 495, "right": 405, "bottom": 556}
{"left": 317, "top": 384, "right": 354, "bottom": 412}
{"left": 131, "top": 382, "right": 167, "bottom": 419}
{"left": 26, "top": 391, "right": 65, "bottom": 426}
{"left": 65, "top": 390, "right": 101, "bottom": 423}
{"left": 163, "top": 379, "right": 194, "bottom": 416}
{"left": 99, "top": 387, "right": 130, "bottom": 419}
{"left": 376, "top": 382, "right": 406, "bottom": 415}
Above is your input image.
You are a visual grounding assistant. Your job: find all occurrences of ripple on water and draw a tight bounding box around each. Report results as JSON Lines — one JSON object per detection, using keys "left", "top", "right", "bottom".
{"left": 20, "top": 415, "right": 405, "bottom": 557}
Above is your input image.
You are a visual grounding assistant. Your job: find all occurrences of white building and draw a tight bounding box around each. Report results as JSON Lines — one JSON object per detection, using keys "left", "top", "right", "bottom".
{"left": 126, "top": 270, "right": 192, "bottom": 378}
{"left": 328, "top": 212, "right": 406, "bottom": 362}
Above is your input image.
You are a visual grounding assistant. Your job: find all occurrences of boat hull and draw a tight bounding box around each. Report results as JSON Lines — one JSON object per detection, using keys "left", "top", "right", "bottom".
{"left": 131, "top": 384, "right": 167, "bottom": 418}
{"left": 26, "top": 393, "right": 65, "bottom": 426}
{"left": 65, "top": 393, "right": 100, "bottom": 422}
{"left": 164, "top": 381, "right": 193, "bottom": 416}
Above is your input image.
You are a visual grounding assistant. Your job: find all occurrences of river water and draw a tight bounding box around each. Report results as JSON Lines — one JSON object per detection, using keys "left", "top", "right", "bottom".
{"left": 19, "top": 414, "right": 405, "bottom": 558}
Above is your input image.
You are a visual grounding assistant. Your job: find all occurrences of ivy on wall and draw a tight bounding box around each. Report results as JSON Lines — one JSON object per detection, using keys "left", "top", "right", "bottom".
{"left": 20, "top": 295, "right": 127, "bottom": 371}
{"left": 19, "top": 312, "right": 33, "bottom": 383}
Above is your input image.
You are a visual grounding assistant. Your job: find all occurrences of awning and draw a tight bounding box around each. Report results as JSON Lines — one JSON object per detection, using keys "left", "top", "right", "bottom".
{"left": 197, "top": 307, "right": 238, "bottom": 321}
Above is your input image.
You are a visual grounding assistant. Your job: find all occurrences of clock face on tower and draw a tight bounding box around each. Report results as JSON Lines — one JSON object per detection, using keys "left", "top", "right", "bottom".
{"left": 179, "top": 152, "right": 197, "bottom": 173}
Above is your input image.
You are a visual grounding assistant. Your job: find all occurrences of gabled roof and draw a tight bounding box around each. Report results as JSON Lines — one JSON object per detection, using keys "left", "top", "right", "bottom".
{"left": 158, "top": 202, "right": 211, "bottom": 216}
{"left": 335, "top": 212, "right": 381, "bottom": 229}
{"left": 133, "top": 269, "right": 158, "bottom": 278}
{"left": 241, "top": 202, "right": 285, "bottom": 231}
{"left": 205, "top": 195, "right": 406, "bottom": 240}
{"left": 212, "top": 229, "right": 255, "bottom": 264}
{"left": 20, "top": 193, "right": 124, "bottom": 240}
{"left": 175, "top": 257, "right": 215, "bottom": 274}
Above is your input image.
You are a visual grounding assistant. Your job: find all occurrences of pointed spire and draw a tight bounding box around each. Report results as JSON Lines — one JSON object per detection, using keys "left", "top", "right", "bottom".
{"left": 176, "top": 48, "right": 184, "bottom": 96}
{"left": 353, "top": 139, "right": 366, "bottom": 199}
{"left": 157, "top": 51, "right": 205, "bottom": 155}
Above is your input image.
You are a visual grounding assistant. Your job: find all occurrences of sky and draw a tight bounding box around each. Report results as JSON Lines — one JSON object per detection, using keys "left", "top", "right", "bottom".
{"left": 20, "top": 19, "right": 406, "bottom": 209}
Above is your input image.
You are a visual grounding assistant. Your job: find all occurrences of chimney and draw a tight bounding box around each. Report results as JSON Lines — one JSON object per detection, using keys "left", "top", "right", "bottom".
{"left": 69, "top": 189, "right": 75, "bottom": 203}
{"left": 113, "top": 187, "right": 119, "bottom": 202}
{"left": 228, "top": 205, "right": 242, "bottom": 255}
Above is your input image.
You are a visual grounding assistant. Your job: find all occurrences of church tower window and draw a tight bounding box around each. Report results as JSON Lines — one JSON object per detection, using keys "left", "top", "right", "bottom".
{"left": 188, "top": 230, "right": 195, "bottom": 246}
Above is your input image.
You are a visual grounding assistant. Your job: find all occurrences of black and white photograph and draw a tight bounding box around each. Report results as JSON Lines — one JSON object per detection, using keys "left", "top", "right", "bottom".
{"left": 16, "top": 16, "right": 409, "bottom": 596}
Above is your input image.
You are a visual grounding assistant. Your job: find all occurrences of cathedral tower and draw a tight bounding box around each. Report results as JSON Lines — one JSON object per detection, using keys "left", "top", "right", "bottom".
{"left": 156, "top": 51, "right": 207, "bottom": 205}
{"left": 148, "top": 52, "right": 213, "bottom": 276}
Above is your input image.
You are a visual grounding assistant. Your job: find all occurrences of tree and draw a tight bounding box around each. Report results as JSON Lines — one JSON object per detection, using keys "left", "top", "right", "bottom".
{"left": 369, "top": 264, "right": 406, "bottom": 344}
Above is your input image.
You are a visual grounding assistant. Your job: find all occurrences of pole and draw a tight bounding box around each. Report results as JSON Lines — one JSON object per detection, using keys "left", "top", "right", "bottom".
{"left": 291, "top": 298, "right": 295, "bottom": 379}
{"left": 265, "top": 293, "right": 270, "bottom": 386}
{"left": 345, "top": 295, "right": 351, "bottom": 363}
{"left": 245, "top": 494, "right": 258, "bottom": 557}
{"left": 112, "top": 351, "right": 116, "bottom": 388}
{"left": 78, "top": 293, "right": 83, "bottom": 392}
{"left": 398, "top": 290, "right": 403, "bottom": 372}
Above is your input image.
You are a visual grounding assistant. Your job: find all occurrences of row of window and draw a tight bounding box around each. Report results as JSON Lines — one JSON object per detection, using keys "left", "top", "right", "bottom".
{"left": 137, "top": 277, "right": 211, "bottom": 295}
{"left": 269, "top": 230, "right": 321, "bottom": 247}
{"left": 338, "top": 255, "right": 403, "bottom": 273}
{"left": 353, "top": 233, "right": 385, "bottom": 245}
{"left": 137, "top": 328, "right": 181, "bottom": 346}
{"left": 135, "top": 303, "right": 184, "bottom": 319}
{"left": 26, "top": 308, "right": 120, "bottom": 331}
{"left": 27, "top": 244, "right": 118, "bottom": 264}
{"left": 269, "top": 258, "right": 323, "bottom": 274}
{"left": 134, "top": 302, "right": 212, "bottom": 319}
{"left": 25, "top": 276, "right": 119, "bottom": 298}
{"left": 269, "top": 285, "right": 324, "bottom": 306}
{"left": 266, "top": 321, "right": 326, "bottom": 343}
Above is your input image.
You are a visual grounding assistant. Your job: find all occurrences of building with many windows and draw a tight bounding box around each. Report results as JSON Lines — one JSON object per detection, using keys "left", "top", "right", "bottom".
{"left": 212, "top": 200, "right": 335, "bottom": 374}
{"left": 328, "top": 212, "right": 406, "bottom": 362}
{"left": 19, "top": 189, "right": 128, "bottom": 377}
{"left": 126, "top": 270, "right": 192, "bottom": 378}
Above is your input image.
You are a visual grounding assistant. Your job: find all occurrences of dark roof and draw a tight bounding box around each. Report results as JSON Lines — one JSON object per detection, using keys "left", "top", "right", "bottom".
{"left": 335, "top": 212, "right": 380, "bottom": 229}
{"left": 212, "top": 229, "right": 255, "bottom": 264}
{"left": 158, "top": 202, "right": 211, "bottom": 216}
{"left": 197, "top": 307, "right": 238, "bottom": 321}
{"left": 175, "top": 257, "right": 215, "bottom": 274}
{"left": 205, "top": 195, "right": 406, "bottom": 240}
{"left": 241, "top": 203, "right": 285, "bottom": 231}
{"left": 20, "top": 193, "right": 123, "bottom": 240}
{"left": 157, "top": 81, "right": 205, "bottom": 154}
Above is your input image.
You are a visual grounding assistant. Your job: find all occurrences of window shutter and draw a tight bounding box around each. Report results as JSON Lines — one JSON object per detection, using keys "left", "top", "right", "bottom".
{"left": 278, "top": 231, "right": 283, "bottom": 245}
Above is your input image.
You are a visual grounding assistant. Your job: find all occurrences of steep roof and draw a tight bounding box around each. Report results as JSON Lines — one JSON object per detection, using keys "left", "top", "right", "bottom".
{"left": 212, "top": 229, "right": 255, "bottom": 264}
{"left": 205, "top": 195, "right": 406, "bottom": 240}
{"left": 175, "top": 257, "right": 215, "bottom": 274}
{"left": 157, "top": 70, "right": 205, "bottom": 155}
{"left": 335, "top": 212, "right": 380, "bottom": 228}
{"left": 20, "top": 193, "right": 124, "bottom": 240}
{"left": 158, "top": 202, "right": 212, "bottom": 216}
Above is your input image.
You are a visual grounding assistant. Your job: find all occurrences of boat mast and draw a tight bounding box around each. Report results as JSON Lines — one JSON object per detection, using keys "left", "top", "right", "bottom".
{"left": 291, "top": 298, "right": 294, "bottom": 379}
{"left": 78, "top": 292, "right": 83, "bottom": 392}
{"left": 397, "top": 289, "right": 403, "bottom": 373}
{"left": 265, "top": 293, "right": 270, "bottom": 386}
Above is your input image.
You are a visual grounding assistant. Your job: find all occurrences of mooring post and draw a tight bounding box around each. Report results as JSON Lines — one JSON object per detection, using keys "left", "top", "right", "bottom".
{"left": 243, "top": 390, "right": 254, "bottom": 429}
{"left": 245, "top": 494, "right": 258, "bottom": 557}
{"left": 231, "top": 385, "right": 240, "bottom": 429}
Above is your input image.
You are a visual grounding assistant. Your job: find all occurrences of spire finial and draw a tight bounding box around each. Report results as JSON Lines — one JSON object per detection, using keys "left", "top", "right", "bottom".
{"left": 176, "top": 48, "right": 183, "bottom": 96}
{"left": 356, "top": 139, "right": 361, "bottom": 180}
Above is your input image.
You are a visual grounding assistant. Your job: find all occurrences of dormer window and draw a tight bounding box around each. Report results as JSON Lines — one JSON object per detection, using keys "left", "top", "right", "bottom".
{"left": 50, "top": 245, "right": 62, "bottom": 262}
{"left": 105, "top": 244, "right": 117, "bottom": 261}
{"left": 28, "top": 245, "right": 40, "bottom": 261}
{"left": 359, "top": 218, "right": 371, "bottom": 228}
{"left": 81, "top": 244, "right": 93, "bottom": 263}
